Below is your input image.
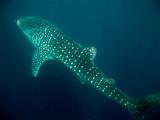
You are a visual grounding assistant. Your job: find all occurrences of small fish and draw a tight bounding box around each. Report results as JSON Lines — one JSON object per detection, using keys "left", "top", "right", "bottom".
{"left": 17, "top": 16, "right": 160, "bottom": 120}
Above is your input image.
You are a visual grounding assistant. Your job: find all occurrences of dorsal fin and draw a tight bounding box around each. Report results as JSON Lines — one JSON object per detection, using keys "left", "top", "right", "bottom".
{"left": 86, "top": 46, "right": 97, "bottom": 61}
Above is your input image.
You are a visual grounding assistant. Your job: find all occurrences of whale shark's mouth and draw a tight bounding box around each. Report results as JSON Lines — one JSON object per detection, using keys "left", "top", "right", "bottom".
{"left": 16, "top": 17, "right": 38, "bottom": 40}
{"left": 16, "top": 18, "right": 24, "bottom": 31}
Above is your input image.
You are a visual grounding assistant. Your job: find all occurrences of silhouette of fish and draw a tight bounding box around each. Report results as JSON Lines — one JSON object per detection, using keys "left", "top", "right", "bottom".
{"left": 17, "top": 16, "right": 160, "bottom": 120}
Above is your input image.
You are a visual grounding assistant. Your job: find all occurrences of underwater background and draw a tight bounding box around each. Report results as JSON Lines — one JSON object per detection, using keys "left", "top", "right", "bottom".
{"left": 0, "top": 0, "right": 160, "bottom": 120}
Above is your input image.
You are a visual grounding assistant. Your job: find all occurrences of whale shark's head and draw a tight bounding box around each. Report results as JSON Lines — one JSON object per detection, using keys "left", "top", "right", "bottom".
{"left": 17, "top": 16, "right": 55, "bottom": 47}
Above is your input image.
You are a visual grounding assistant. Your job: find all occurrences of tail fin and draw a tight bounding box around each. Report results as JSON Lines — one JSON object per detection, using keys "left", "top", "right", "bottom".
{"left": 128, "top": 92, "right": 160, "bottom": 120}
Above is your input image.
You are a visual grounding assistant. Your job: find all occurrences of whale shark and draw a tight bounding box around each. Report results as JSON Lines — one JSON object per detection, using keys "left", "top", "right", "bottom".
{"left": 17, "top": 16, "right": 160, "bottom": 120}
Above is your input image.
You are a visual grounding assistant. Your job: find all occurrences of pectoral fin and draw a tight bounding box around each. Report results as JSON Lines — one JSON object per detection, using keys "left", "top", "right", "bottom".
{"left": 32, "top": 48, "right": 55, "bottom": 77}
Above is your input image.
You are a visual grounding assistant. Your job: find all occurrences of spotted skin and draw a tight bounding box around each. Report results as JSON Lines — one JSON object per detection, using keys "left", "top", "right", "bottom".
{"left": 17, "top": 16, "right": 135, "bottom": 107}
{"left": 17, "top": 16, "right": 160, "bottom": 120}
